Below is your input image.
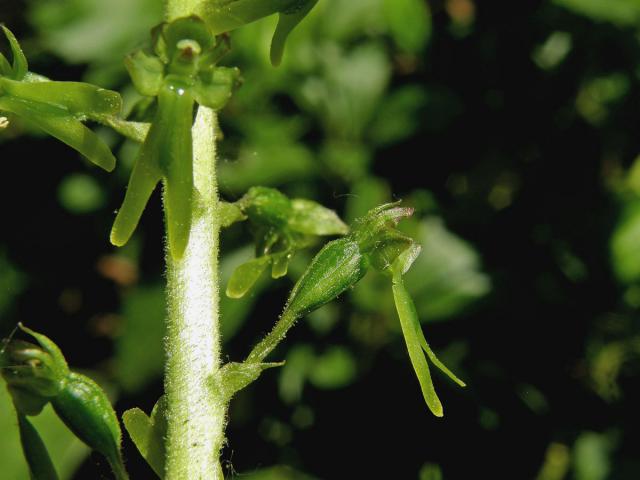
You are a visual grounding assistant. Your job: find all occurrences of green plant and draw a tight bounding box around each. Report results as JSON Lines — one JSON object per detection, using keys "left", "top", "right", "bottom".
{"left": 1, "top": 1, "right": 465, "bottom": 478}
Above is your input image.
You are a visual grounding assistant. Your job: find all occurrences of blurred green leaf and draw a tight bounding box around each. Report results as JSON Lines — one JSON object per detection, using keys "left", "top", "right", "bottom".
{"left": 573, "top": 431, "right": 615, "bottom": 480}
{"left": 369, "top": 86, "right": 427, "bottom": 147}
{"left": 0, "top": 386, "right": 89, "bottom": 479}
{"left": 419, "top": 463, "right": 443, "bottom": 480}
{"left": 315, "top": 0, "right": 385, "bottom": 43}
{"left": 278, "top": 345, "right": 314, "bottom": 404}
{"left": 114, "top": 286, "right": 166, "bottom": 393}
{"left": 610, "top": 199, "right": 640, "bottom": 284}
{"left": 344, "top": 176, "right": 391, "bottom": 223}
{"left": 28, "top": 0, "right": 163, "bottom": 85}
{"left": 218, "top": 116, "right": 317, "bottom": 193}
{"left": 236, "top": 465, "right": 317, "bottom": 480}
{"left": 535, "top": 443, "right": 571, "bottom": 480}
{"left": 57, "top": 173, "right": 106, "bottom": 214}
{"left": 0, "top": 250, "right": 25, "bottom": 316}
{"left": 308, "top": 346, "right": 357, "bottom": 389}
{"left": 298, "top": 44, "right": 390, "bottom": 140}
{"left": 382, "top": 0, "right": 431, "bottom": 53}
{"left": 405, "top": 218, "right": 491, "bottom": 321}
{"left": 553, "top": 0, "right": 640, "bottom": 26}
{"left": 532, "top": 31, "right": 573, "bottom": 71}
{"left": 576, "top": 73, "right": 629, "bottom": 125}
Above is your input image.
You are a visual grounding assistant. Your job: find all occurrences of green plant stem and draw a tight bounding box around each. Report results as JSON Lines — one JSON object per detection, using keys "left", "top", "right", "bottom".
{"left": 162, "top": 2, "right": 228, "bottom": 479}
{"left": 247, "top": 311, "right": 296, "bottom": 363}
{"left": 163, "top": 106, "right": 225, "bottom": 479}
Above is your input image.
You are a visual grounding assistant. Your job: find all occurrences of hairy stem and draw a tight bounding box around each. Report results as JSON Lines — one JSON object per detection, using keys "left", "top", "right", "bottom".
{"left": 246, "top": 311, "right": 297, "bottom": 363}
{"left": 163, "top": 106, "right": 225, "bottom": 479}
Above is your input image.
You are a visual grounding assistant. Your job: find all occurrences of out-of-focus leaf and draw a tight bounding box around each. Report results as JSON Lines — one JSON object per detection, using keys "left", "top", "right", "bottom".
{"left": 307, "top": 346, "right": 357, "bottom": 389}
{"left": 307, "top": 303, "right": 339, "bottom": 335}
{"left": 320, "top": 141, "right": 370, "bottom": 181}
{"left": 576, "top": 74, "right": 629, "bottom": 126}
{"left": 610, "top": 200, "right": 640, "bottom": 284}
{"left": 0, "top": 250, "right": 25, "bottom": 316}
{"left": 382, "top": 0, "right": 431, "bottom": 53}
{"left": 298, "top": 44, "right": 390, "bottom": 140}
{"left": 588, "top": 337, "right": 640, "bottom": 401}
{"left": 532, "top": 32, "right": 573, "bottom": 71}
{"left": 573, "top": 431, "right": 615, "bottom": 480}
{"left": 419, "top": 463, "right": 443, "bottom": 480}
{"left": 57, "top": 173, "right": 106, "bottom": 214}
{"left": 0, "top": 387, "right": 89, "bottom": 479}
{"left": 516, "top": 383, "right": 548, "bottom": 414}
{"left": 405, "top": 218, "right": 491, "bottom": 321}
{"left": 368, "top": 86, "right": 427, "bottom": 147}
{"left": 315, "top": 0, "right": 385, "bottom": 43}
{"left": 553, "top": 0, "right": 640, "bottom": 26}
{"left": 28, "top": 0, "right": 163, "bottom": 86}
{"left": 114, "top": 286, "right": 166, "bottom": 393}
{"left": 278, "top": 345, "right": 315, "bottom": 404}
{"left": 237, "top": 465, "right": 318, "bottom": 480}
{"left": 344, "top": 176, "right": 390, "bottom": 223}
{"left": 218, "top": 125, "right": 317, "bottom": 194}
{"left": 535, "top": 443, "right": 571, "bottom": 480}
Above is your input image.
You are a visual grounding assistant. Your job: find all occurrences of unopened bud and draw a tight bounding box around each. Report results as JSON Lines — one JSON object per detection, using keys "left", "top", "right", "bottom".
{"left": 52, "top": 372, "right": 127, "bottom": 479}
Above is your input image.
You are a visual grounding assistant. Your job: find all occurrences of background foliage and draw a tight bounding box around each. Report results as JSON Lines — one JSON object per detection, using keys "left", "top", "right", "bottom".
{"left": 1, "top": 0, "right": 640, "bottom": 478}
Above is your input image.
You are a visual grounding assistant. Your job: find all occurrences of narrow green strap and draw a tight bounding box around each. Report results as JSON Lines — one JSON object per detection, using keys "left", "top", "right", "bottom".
{"left": 158, "top": 86, "right": 195, "bottom": 260}
{"left": 110, "top": 147, "right": 162, "bottom": 247}
{"left": 392, "top": 272, "right": 443, "bottom": 416}
{"left": 17, "top": 413, "right": 59, "bottom": 480}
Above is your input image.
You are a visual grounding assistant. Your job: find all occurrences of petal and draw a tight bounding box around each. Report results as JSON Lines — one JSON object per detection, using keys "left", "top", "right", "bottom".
{"left": 1, "top": 26, "right": 27, "bottom": 79}
{"left": 391, "top": 271, "right": 443, "bottom": 416}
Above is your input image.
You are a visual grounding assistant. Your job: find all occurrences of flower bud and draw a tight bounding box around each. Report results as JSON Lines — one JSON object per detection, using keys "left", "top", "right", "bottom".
{"left": 247, "top": 237, "right": 368, "bottom": 362}
{"left": 285, "top": 238, "right": 369, "bottom": 318}
{"left": 1, "top": 325, "right": 128, "bottom": 479}
{"left": 227, "top": 187, "right": 348, "bottom": 297}
{"left": 52, "top": 372, "right": 127, "bottom": 480}
{"left": 239, "top": 186, "right": 292, "bottom": 230}
{"left": 1, "top": 326, "right": 68, "bottom": 415}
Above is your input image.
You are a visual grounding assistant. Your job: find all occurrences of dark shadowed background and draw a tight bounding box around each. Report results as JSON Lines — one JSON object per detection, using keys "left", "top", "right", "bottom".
{"left": 2, "top": 0, "right": 639, "bottom": 478}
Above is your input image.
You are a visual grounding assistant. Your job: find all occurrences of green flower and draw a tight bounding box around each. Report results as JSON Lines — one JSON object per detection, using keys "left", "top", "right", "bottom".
{"left": 1, "top": 324, "right": 127, "bottom": 479}
{"left": 225, "top": 186, "right": 349, "bottom": 298}
{"left": 110, "top": 17, "right": 240, "bottom": 259}
{"left": 246, "top": 203, "right": 466, "bottom": 416}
